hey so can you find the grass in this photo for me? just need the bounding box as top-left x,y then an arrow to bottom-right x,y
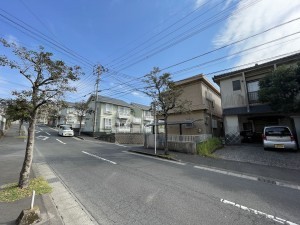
197,137 -> 223,157
0,177 -> 52,202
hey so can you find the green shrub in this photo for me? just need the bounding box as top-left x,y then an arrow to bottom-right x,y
197,137 -> 222,157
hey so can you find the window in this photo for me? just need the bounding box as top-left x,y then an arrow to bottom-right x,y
247,80 -> 260,104
104,118 -> 112,129
118,107 -> 130,115
105,104 -> 112,113
212,119 -> 218,128
232,80 -> 241,91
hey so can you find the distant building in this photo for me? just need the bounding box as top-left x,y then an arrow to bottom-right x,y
84,95 -> 152,134
58,102 -> 85,128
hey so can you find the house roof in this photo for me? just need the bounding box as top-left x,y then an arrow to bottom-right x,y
130,103 -> 151,111
175,74 -> 220,96
213,52 -> 300,85
96,95 -> 132,107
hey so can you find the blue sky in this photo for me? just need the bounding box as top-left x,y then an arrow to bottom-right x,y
1,0 -> 300,106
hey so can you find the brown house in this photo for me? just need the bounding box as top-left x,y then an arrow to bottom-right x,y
160,74 -> 222,137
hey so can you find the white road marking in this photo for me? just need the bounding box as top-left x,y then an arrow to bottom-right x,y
35,130 -> 41,133
124,151 -> 186,165
56,139 -> 66,145
194,165 -> 257,181
194,165 -> 300,190
36,135 -> 49,141
45,132 -> 51,135
115,143 -> 128,147
40,128 -> 43,131
72,137 -> 82,141
82,151 -> 117,165
220,199 -> 298,225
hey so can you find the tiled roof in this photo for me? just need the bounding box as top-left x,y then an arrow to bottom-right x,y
97,95 -> 132,107
131,103 -> 151,111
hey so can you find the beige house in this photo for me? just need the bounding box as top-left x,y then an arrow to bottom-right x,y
213,53 -> 300,144
160,74 -> 222,137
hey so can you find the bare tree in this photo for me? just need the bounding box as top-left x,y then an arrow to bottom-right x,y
143,67 -> 190,155
74,100 -> 89,135
0,38 -> 83,188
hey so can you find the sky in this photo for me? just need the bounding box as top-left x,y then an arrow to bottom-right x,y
1,0 -> 300,106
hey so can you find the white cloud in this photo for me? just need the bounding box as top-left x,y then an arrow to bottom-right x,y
5,34 -> 20,47
194,0 -> 207,8
213,0 -> 300,66
131,91 -> 145,98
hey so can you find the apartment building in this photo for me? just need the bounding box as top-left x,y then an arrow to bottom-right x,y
57,102 -> 84,129
84,95 -> 153,134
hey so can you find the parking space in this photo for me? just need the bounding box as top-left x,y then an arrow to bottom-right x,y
214,144 -> 300,170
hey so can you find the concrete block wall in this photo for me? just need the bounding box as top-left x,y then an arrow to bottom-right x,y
115,133 -> 144,144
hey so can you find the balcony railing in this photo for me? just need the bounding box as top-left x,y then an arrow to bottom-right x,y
248,91 -> 259,104
117,112 -> 131,118
132,117 -> 142,124
144,115 -> 153,121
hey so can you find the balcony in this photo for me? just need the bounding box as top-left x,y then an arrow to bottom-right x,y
116,127 -> 131,133
132,117 -> 142,124
144,115 -> 153,121
117,112 -> 131,119
248,91 -> 259,104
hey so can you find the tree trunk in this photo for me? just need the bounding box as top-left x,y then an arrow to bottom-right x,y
18,113 -> 37,189
164,116 -> 169,155
79,117 -> 82,136
18,119 -> 23,136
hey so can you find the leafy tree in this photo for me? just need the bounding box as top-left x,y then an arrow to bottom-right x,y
143,67 -> 190,155
5,98 -> 30,135
0,38 -> 83,188
74,100 -> 89,135
258,64 -> 300,113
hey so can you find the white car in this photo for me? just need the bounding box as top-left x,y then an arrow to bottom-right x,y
262,126 -> 297,150
58,125 -> 74,137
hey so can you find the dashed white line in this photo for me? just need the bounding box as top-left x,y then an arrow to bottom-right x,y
220,199 -> 298,225
56,139 -> 66,145
45,132 -> 51,135
82,151 -> 117,165
124,151 -> 186,165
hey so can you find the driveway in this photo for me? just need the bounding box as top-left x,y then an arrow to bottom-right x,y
214,144 -> 300,170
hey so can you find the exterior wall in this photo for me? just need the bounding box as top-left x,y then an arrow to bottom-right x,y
58,106 -> 85,129
115,133 -> 144,144
219,74 -> 247,109
292,116 -> 300,148
166,77 -> 222,136
224,115 -> 241,144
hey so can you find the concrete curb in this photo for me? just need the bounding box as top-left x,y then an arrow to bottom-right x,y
128,150 -> 180,162
74,135 -> 85,140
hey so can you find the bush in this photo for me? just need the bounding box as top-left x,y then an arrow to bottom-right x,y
197,137 -> 222,157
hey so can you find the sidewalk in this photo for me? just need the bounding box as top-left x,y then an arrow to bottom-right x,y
0,124 -> 63,225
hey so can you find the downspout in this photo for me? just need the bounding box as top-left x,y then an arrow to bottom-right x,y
242,72 -> 250,113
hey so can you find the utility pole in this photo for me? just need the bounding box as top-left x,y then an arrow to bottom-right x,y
152,101 -> 157,155
92,65 -> 104,135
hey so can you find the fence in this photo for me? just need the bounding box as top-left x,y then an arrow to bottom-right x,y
144,133 -> 212,154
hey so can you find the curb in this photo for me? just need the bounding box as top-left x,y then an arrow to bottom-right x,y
128,150 -> 180,162
75,135 -> 85,140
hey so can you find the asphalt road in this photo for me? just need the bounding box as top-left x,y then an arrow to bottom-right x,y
33,125 -> 300,225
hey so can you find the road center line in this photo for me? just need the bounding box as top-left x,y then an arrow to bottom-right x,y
56,139 -> 66,145
220,199 -> 298,225
124,151 -> 186,165
45,132 -> 51,135
82,151 -> 117,165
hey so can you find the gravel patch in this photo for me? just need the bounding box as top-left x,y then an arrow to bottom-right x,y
214,144 -> 300,170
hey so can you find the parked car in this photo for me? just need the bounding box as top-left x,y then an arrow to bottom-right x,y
262,126 -> 297,150
58,125 -> 74,137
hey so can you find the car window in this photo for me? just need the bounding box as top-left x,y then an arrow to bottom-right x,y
265,127 -> 291,136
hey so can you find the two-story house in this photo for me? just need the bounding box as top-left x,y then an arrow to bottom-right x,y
213,53 -> 300,144
130,103 -> 153,133
157,74 -> 222,137
58,102 -> 84,129
84,95 -> 152,134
